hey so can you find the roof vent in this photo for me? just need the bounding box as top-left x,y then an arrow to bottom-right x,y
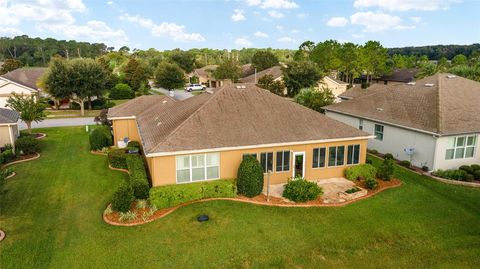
376,108 -> 383,112
235,85 -> 246,89
162,100 -> 167,104
425,83 -> 435,87
407,81 -> 416,85
446,75 -> 456,79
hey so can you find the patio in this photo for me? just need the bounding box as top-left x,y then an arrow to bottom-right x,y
265,177 -> 368,204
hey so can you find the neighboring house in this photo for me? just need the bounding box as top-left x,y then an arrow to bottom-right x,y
323,73 -> 480,171
0,67 -> 46,108
108,84 -> 371,187
0,108 -> 20,149
189,64 -> 253,88
376,68 -> 418,85
318,76 -> 349,98
240,66 -> 283,84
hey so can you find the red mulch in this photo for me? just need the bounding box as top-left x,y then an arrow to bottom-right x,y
104,201 -> 175,226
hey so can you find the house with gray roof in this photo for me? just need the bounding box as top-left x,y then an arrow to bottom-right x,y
0,67 -> 46,109
323,73 -> 480,171
0,108 -> 20,149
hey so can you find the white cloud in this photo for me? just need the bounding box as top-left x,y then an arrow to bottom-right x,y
120,14 -> 205,42
350,11 -> 415,32
410,16 -> 422,23
0,27 -> 24,37
326,17 -> 349,27
277,36 -> 296,43
268,10 -> 284,18
231,9 -> 246,22
254,31 -> 269,38
107,1 -> 114,5
276,25 -> 284,30
234,37 -> 253,47
245,0 -> 299,9
353,0 -> 458,11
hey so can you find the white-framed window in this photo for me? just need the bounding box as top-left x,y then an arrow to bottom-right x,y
276,151 -> 290,172
260,152 -> 273,173
312,147 -> 326,168
328,146 -> 345,167
347,144 -> 360,165
359,119 -> 364,130
176,153 -> 220,183
374,124 -> 384,141
445,135 -> 477,160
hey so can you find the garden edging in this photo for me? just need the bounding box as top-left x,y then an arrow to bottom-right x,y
2,152 -> 41,168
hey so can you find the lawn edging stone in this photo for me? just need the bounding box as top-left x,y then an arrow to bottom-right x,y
2,152 -> 41,168
0,229 -> 5,242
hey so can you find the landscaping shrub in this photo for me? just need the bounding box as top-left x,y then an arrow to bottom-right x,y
282,177 -> 322,202
345,186 -> 360,194
364,177 -> 378,190
344,164 -> 377,181
474,170 -> 480,180
399,160 -> 411,168
471,164 -> 480,171
465,173 -> 475,182
365,159 -> 372,164
0,167 -> 13,180
377,158 -> 395,181
110,83 -> 134,99
89,126 -> 113,151
108,148 -> 128,169
2,149 -> 15,163
111,183 -> 134,213
383,153 -> 394,160
149,179 -> 237,209
236,155 -> 264,197
15,136 -> 40,155
126,154 -> 150,199
368,149 -> 378,154
433,169 -> 469,181
127,141 -> 141,149
459,165 -> 474,175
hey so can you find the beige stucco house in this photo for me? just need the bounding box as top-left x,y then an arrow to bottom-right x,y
108,84 -> 371,187
318,76 -> 349,99
0,68 -> 46,109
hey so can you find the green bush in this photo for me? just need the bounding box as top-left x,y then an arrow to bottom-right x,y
345,186 -> 360,194
149,179 -> 237,209
1,149 -> 15,163
383,153 -> 394,160
399,160 -> 411,168
365,159 -> 373,164
0,167 -> 13,180
474,170 -> 480,180
107,149 -> 128,169
368,149 -> 378,154
111,183 -> 134,213
364,177 -> 378,190
282,177 -> 322,202
89,126 -> 112,151
127,141 -> 141,149
471,164 -> 480,171
126,154 -> 150,199
15,136 -> 40,155
344,164 -> 377,181
110,83 -> 134,100
236,155 -> 264,197
465,173 -> 474,182
459,165 -> 474,175
377,158 -> 395,181
433,169 -> 469,181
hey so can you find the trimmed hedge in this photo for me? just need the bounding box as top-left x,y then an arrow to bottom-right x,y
399,160 -> 411,168
149,179 -> 237,209
474,170 -> 480,180
236,155 -> 264,197
127,141 -> 141,149
344,164 -> 377,181
433,169 -> 470,181
89,126 -> 113,151
108,149 -> 128,169
111,183 -> 134,213
126,154 -> 150,199
383,153 -> 394,160
282,177 -> 322,202
15,136 -> 40,155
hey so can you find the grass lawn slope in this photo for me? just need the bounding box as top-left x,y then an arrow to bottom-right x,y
1,127 -> 480,268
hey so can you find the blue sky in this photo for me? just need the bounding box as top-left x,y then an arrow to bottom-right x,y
1,0 -> 479,50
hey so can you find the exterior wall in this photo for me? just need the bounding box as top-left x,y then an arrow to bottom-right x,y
325,111 -> 437,170
0,82 -> 34,109
318,77 -> 348,97
111,119 -> 140,146
433,134 -> 480,170
0,125 -> 14,147
147,139 -> 368,187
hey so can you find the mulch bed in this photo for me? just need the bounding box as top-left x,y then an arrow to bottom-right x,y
3,153 -> 41,168
104,178 -> 402,226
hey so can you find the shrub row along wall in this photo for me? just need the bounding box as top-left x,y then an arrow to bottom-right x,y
149,179 -> 237,209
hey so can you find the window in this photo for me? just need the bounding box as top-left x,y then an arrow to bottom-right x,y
276,151 -> 290,172
312,147 -> 326,168
242,153 -> 257,160
176,153 -> 220,183
328,146 -> 345,167
359,119 -> 364,130
374,124 -> 384,141
260,152 -> 273,173
445,135 -> 477,160
347,144 -> 360,165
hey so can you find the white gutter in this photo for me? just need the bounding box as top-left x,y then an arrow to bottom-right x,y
0,78 -> 38,93
107,116 -> 136,120
145,135 -> 375,157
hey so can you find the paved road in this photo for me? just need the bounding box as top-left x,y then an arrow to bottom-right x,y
150,87 -> 194,101
19,117 -> 96,130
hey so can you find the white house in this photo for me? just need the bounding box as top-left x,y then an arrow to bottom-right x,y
0,68 -> 46,108
323,73 -> 480,171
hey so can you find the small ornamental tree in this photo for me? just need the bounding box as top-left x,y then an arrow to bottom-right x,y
236,155 -> 264,197
257,74 -> 285,96
294,87 -> 335,113
377,158 -> 395,181
89,126 -> 113,151
252,50 -> 279,72
6,94 -> 46,134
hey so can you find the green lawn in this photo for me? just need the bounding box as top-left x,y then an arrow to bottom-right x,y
45,109 -> 101,118
1,127 -> 480,268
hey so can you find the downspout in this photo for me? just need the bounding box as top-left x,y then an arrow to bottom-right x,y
431,135 -> 439,172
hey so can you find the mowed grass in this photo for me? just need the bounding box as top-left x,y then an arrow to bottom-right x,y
1,127 -> 480,268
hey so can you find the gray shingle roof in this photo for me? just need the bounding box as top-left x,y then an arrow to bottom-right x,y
324,73 -> 480,135
240,66 -> 283,83
1,67 -> 47,90
0,108 -> 19,124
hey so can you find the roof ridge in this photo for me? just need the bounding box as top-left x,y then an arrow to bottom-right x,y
151,86 -> 228,152
436,74 -> 443,133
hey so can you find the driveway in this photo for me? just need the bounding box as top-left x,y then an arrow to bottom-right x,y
150,87 -> 194,101
19,117 -> 96,130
